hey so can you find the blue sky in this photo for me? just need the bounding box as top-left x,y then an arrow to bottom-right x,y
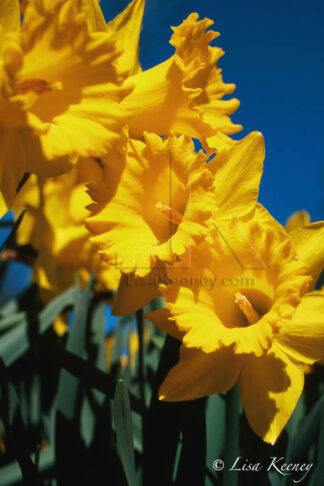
105,0 -> 324,225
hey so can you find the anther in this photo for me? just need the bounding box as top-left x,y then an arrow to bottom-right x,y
234,292 -> 261,325
155,201 -> 183,224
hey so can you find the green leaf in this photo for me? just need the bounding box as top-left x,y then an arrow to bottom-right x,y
150,334 -> 164,351
290,395 -> 324,462
0,311 -> 26,332
206,394 -> 225,477
280,394 -> 305,486
114,379 -> 137,486
0,285 -> 76,366
111,316 -> 131,366
0,361 -> 43,485
56,276 -> 93,420
316,401 -> 324,486
132,410 -> 143,454
57,347 -> 142,413
80,300 -> 107,447
0,449 -> 54,486
223,386 -> 240,486
38,284 -> 76,334
55,277 -> 93,482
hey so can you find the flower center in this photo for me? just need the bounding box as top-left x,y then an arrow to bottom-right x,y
155,201 -> 183,224
234,292 -> 261,325
16,79 -> 62,95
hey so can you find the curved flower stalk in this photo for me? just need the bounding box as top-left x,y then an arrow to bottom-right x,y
146,207 -> 324,444
121,12 -> 242,148
14,158 -> 120,302
0,0 -> 132,215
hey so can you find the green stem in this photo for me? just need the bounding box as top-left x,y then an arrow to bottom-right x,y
223,385 -> 240,486
135,308 -> 145,410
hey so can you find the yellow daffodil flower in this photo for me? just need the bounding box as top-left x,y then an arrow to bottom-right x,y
121,12 -> 242,147
86,132 -> 216,277
14,158 -> 120,301
78,1 -> 239,151
146,207 -> 324,444
0,0 -> 132,216
87,130 -> 265,315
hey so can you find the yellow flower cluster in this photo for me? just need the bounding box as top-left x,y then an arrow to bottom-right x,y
1,0 -> 324,445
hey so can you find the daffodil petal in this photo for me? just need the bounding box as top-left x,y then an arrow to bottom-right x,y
123,13 -> 241,141
77,0 -> 108,32
14,161 -> 120,299
285,210 -> 310,232
0,127 -> 26,216
209,131 -> 265,219
288,222 -> 324,285
238,345 -> 304,444
159,343 -> 242,401
107,0 -> 144,75
86,133 -> 215,276
0,0 -> 20,45
160,214 -> 309,357
1,0 -> 132,177
112,268 -> 163,316
145,308 -> 184,341
276,293 -> 324,364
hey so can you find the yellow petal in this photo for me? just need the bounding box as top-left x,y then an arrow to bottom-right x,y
159,343 -> 242,401
53,314 -> 68,336
107,0 -> 145,75
209,131 -> 265,219
77,0 -> 108,32
288,221 -> 324,285
238,345 -> 304,444
1,0 -> 132,180
123,13 -> 241,141
129,330 -> 139,370
0,127 -> 26,216
93,258 -> 120,292
160,212 -> 310,357
86,133 -> 215,276
276,292 -> 324,364
145,308 -> 184,341
0,0 -> 20,46
0,125 -> 65,216
14,162 -> 120,299
112,265 -> 166,316
285,210 -> 310,232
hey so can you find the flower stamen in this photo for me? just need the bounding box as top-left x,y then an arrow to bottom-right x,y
235,292 -> 261,325
155,201 -> 183,224
16,79 -> 62,95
